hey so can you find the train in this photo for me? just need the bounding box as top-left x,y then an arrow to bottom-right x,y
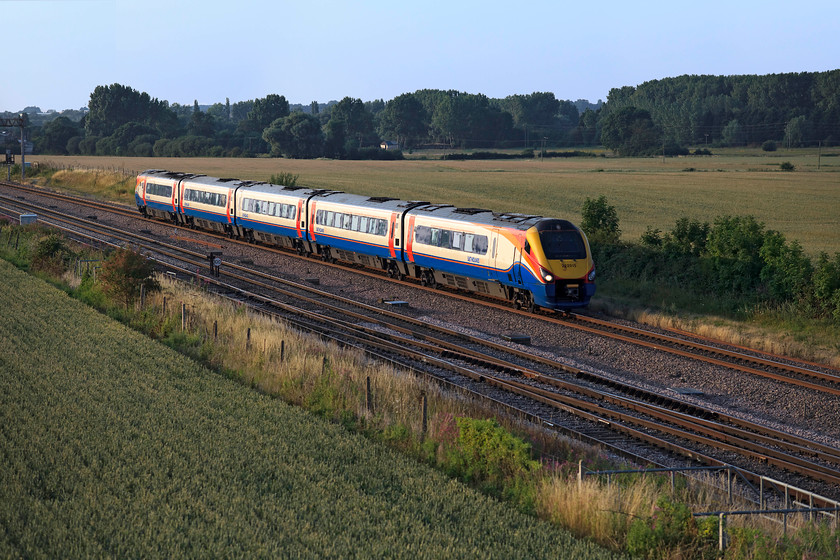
134,169 -> 596,311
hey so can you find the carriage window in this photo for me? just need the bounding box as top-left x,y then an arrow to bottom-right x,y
146,182 -> 173,198
463,233 -> 475,253
473,235 -> 488,255
439,229 -> 450,248
451,231 -> 464,251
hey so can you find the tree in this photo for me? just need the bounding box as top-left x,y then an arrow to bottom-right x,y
378,93 -> 428,149
98,247 -> 160,308
721,119 -> 744,147
110,122 -> 159,152
662,217 -> 709,257
581,195 -> 621,244
187,111 -> 216,137
783,115 -> 809,148
500,92 -> 560,129
599,106 -> 660,155
706,215 -> 766,293
262,113 -> 324,158
85,83 -> 177,138
759,232 -> 812,302
244,94 -> 290,133
40,116 -> 80,154
323,97 -> 377,157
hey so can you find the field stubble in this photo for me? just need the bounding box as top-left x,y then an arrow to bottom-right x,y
31,151 -> 840,256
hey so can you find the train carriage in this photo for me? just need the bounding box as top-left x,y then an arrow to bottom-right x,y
307,192 -> 409,272
404,206 -> 503,295
135,170 -> 197,222
177,176 -> 245,234
403,206 -> 595,311
233,183 -> 320,251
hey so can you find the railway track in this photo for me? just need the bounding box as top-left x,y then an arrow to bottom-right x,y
3,180 -> 838,395
2,184 -> 839,508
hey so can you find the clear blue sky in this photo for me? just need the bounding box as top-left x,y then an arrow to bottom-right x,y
3,0 -> 839,112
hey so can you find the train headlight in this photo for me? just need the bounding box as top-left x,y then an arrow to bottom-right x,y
539,267 -> 554,283
587,267 -> 596,282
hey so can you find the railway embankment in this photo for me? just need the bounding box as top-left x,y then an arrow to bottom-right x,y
4,214 -> 840,557
0,257 -> 623,559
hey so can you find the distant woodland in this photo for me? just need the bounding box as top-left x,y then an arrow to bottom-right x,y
3,70 -> 838,158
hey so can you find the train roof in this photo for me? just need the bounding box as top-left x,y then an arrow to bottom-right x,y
312,191 -> 425,212
140,170 -> 268,190
241,182 -> 325,198
410,203 -> 552,230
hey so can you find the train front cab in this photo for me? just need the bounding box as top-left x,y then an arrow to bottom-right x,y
524,219 -> 595,310
135,170 -> 189,223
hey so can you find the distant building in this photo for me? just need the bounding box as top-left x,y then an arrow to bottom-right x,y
380,141 -> 399,151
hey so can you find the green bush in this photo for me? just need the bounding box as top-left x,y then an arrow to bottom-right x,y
269,171 -> 299,187
439,417 -> 540,510
581,195 -> 621,244
626,496 -> 700,558
98,247 -> 160,307
761,140 -> 777,151
780,161 -> 796,171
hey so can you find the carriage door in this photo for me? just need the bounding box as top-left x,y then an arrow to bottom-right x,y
488,231 -> 499,280
513,235 -> 524,285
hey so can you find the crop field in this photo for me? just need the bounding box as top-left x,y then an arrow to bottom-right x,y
31,148 -> 840,256
0,259 -> 617,558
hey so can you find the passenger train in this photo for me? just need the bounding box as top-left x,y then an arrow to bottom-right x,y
135,170 -> 596,311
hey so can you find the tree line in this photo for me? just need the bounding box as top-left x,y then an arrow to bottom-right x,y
4,69 -> 839,158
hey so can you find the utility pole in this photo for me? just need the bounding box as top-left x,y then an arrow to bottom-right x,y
0,116 -> 25,180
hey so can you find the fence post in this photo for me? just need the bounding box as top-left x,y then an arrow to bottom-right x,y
213,320 -> 217,341
181,303 -> 186,331
163,296 -> 167,314
727,468 -> 732,504
366,376 -> 373,413
140,284 -> 145,309
280,340 -> 285,362
246,327 -> 251,350
760,477 -> 764,510
578,460 -> 583,490
719,513 -> 726,552
420,391 -> 428,439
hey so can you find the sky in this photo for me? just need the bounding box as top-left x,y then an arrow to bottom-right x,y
3,0 -> 839,112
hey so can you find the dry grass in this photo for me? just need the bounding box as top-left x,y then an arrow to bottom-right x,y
609,307 -> 840,368
149,276 -> 485,434
154,276 -> 829,556
33,166 -> 136,204
32,150 -> 840,257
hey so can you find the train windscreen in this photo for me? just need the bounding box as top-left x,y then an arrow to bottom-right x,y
539,230 -> 587,260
